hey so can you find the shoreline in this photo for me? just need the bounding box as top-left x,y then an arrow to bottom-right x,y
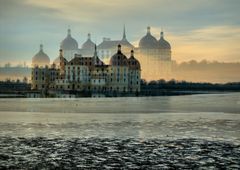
0,90 -> 238,98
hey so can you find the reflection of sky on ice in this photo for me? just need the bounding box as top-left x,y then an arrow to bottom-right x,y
0,93 -> 239,143
0,112 -> 239,143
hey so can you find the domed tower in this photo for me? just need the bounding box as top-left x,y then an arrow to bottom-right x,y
110,44 -> 128,66
60,28 -> 79,61
128,50 -> 141,93
158,31 -> 171,60
128,50 -> 141,70
32,44 -> 50,67
59,49 -> 67,76
80,33 -> 95,57
109,45 -> 129,93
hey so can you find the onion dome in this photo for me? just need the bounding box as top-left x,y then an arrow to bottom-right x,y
158,31 -> 171,49
32,44 -> 50,66
139,26 -> 158,49
110,44 -> 128,66
81,33 -> 95,50
60,28 -> 78,50
128,50 -> 140,70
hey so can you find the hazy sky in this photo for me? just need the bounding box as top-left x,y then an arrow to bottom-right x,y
0,0 -> 240,65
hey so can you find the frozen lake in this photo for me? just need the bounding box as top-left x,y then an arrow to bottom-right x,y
0,93 -> 240,169
0,93 -> 239,141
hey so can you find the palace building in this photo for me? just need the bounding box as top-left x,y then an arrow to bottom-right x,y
31,25 -> 172,97
31,44 -> 141,97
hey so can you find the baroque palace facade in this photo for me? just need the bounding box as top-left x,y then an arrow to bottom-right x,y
31,44 -> 141,97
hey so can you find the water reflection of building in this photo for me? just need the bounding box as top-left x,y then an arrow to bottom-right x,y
97,26 -> 134,62
53,26 -> 134,63
60,29 -> 79,61
137,27 -> 172,80
32,26 -> 172,85
80,33 -> 95,58
32,44 -> 50,67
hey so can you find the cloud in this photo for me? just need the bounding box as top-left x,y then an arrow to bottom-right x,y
0,0 -> 240,65
23,0 -> 240,26
166,26 -> 240,62
110,25 -> 240,63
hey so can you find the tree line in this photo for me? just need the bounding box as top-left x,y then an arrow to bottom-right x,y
140,79 -> 240,96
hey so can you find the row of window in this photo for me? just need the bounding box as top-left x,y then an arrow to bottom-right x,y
34,84 -> 139,92
33,71 -> 58,76
53,85 -> 128,91
92,79 -> 105,83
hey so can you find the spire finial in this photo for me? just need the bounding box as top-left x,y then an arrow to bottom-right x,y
88,33 -> 91,40
59,49 -> 63,57
131,49 -> 134,57
40,44 -> 43,51
122,24 -> 126,40
94,44 -> 97,56
93,44 -> 98,65
147,26 -> 151,34
117,44 -> 121,53
161,30 -> 164,38
67,27 -> 71,36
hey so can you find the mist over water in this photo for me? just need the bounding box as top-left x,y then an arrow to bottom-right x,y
0,92 -> 240,114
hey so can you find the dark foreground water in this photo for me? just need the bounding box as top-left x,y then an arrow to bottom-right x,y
1,137 -> 240,169
0,93 -> 240,169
